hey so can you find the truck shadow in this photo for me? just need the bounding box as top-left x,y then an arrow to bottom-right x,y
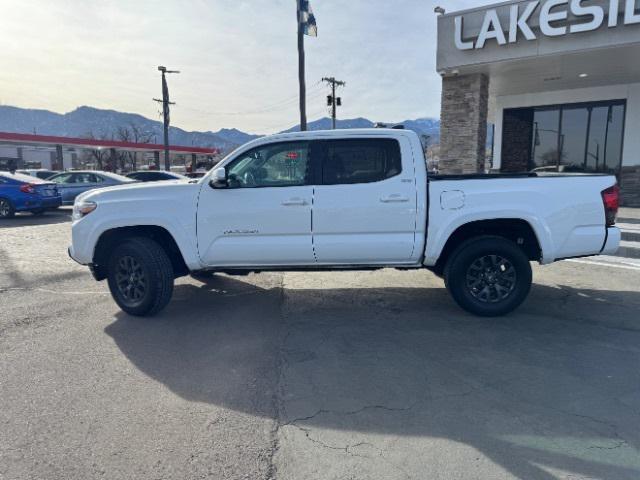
105,274 -> 640,480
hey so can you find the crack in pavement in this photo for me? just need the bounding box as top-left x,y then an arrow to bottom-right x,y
281,401 -> 420,427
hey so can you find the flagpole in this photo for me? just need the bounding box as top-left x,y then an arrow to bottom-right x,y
297,0 -> 307,131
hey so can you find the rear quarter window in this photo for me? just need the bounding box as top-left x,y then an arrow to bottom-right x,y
321,138 -> 402,185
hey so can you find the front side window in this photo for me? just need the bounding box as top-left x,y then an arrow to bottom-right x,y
226,141 -> 310,188
321,139 -> 402,185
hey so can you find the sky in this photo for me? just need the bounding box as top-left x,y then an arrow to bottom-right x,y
0,0 -> 489,134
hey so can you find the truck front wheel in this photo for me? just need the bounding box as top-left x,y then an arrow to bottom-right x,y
444,236 -> 532,317
107,237 -> 174,316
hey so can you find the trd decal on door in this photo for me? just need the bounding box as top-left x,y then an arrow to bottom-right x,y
223,229 -> 259,235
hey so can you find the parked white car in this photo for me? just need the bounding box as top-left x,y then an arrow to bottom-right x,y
69,129 -> 621,317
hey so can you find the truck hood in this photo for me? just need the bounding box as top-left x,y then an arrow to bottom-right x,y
76,179 -> 199,204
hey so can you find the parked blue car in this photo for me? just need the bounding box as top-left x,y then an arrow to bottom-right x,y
0,171 -> 62,218
48,170 -> 136,205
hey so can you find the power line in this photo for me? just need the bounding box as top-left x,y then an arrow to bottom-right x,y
179,82 -> 324,117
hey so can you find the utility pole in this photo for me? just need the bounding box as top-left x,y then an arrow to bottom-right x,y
297,0 -> 307,131
322,77 -> 345,129
153,66 -> 179,171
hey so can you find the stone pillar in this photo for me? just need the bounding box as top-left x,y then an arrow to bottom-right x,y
110,148 -> 117,172
439,73 -> 489,174
55,145 -> 63,171
16,147 -> 24,169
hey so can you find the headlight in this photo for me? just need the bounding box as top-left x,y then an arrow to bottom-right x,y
72,201 -> 97,221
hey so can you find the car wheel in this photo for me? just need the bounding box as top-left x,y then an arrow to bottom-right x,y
0,198 -> 15,219
444,235 -> 532,317
107,237 -> 174,316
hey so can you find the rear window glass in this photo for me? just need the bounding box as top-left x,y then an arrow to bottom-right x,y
321,139 -> 402,185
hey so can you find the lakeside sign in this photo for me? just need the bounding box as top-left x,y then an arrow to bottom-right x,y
455,0 -> 640,50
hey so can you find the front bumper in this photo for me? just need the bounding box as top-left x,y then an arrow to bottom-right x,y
68,246 -> 82,265
601,227 -> 621,256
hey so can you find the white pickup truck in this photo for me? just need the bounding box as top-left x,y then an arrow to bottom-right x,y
68,129 -> 621,317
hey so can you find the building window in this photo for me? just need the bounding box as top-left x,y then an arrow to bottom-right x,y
502,100 -> 626,175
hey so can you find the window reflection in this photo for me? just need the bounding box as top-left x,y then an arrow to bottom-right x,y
531,109 -> 560,170
608,105 -> 625,169
561,107 -> 589,171
509,100 -> 626,175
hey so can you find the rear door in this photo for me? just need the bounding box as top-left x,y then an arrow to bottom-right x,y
312,136 -> 418,265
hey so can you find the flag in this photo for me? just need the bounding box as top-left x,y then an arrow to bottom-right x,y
299,0 -> 317,37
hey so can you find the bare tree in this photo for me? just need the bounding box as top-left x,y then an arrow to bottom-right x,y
115,123 -> 154,172
82,131 -> 112,170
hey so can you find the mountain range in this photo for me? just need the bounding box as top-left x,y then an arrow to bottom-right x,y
0,105 -> 440,150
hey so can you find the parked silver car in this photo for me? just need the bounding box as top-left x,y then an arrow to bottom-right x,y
48,171 -> 135,205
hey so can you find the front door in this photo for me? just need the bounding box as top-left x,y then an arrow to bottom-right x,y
197,140 -> 315,267
312,137 -> 418,265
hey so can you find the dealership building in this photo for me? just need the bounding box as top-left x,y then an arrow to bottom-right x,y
436,0 -> 640,205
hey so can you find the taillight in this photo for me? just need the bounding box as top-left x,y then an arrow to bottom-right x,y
601,184 -> 620,227
20,183 -> 36,194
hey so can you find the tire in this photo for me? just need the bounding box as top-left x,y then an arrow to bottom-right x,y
107,237 -> 174,316
444,235 -> 532,317
0,198 -> 15,219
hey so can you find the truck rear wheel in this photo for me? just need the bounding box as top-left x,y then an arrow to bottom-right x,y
107,237 -> 174,316
444,236 -> 532,317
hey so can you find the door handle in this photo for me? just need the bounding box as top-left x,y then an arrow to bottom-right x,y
380,194 -> 409,203
281,197 -> 308,206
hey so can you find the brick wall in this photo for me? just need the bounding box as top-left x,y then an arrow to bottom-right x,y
501,108 -> 534,172
439,73 -> 489,174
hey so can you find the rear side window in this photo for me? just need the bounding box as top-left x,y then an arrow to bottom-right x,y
321,139 -> 402,185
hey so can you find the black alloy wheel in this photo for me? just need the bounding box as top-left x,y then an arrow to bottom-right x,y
107,237 -> 174,316
114,255 -> 148,305
444,236 -> 532,317
465,254 -> 517,304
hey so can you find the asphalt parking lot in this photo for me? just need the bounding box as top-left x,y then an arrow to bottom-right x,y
1,209 -> 639,480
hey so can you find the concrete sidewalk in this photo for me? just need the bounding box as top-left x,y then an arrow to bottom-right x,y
617,208 -> 640,258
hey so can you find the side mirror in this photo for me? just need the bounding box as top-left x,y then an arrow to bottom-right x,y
209,167 -> 227,189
